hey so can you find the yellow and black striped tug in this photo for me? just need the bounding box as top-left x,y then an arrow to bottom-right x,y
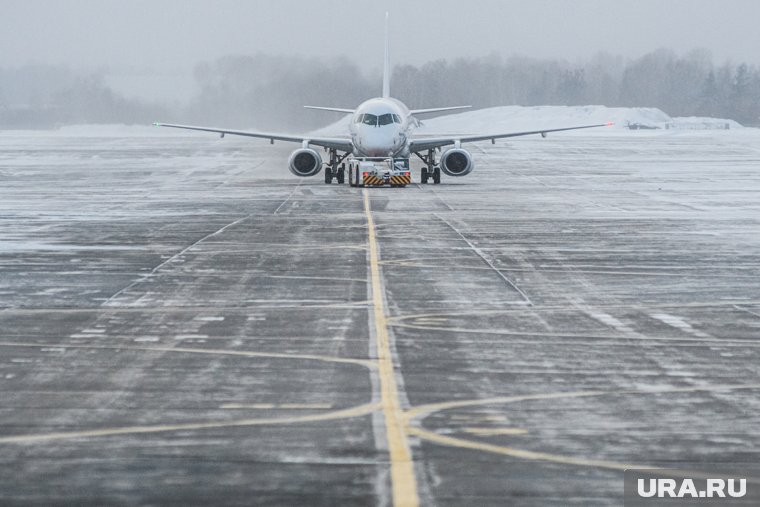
362,174 -> 412,187
348,158 -> 412,188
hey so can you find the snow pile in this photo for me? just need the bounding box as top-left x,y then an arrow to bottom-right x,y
665,117 -> 742,130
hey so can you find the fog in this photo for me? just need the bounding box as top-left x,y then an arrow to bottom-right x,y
1,0 -> 759,128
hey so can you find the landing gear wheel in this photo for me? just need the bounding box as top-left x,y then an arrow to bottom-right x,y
324,167 -> 333,184
337,165 -> 345,185
433,166 -> 441,184
421,167 -> 429,184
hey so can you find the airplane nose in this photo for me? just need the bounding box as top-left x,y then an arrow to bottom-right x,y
360,129 -> 397,156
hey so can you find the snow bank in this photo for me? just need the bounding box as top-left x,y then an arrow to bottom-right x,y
665,116 -> 742,130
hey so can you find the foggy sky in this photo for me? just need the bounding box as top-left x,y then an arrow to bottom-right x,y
2,0 -> 759,73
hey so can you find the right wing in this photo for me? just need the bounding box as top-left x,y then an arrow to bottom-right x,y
409,106 -> 472,115
409,123 -> 612,152
153,123 -> 354,152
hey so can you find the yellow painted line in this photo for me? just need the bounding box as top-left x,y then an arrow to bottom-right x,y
409,427 -> 760,485
0,342 -> 375,370
462,427 -> 528,436
0,402 -> 380,445
405,384 -> 760,422
409,426 -> 634,471
220,403 -> 333,410
404,390 -> 601,421
404,384 -> 760,478
363,189 -> 420,507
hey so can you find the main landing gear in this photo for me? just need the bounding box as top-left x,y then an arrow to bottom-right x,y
324,149 -> 349,184
415,149 -> 441,185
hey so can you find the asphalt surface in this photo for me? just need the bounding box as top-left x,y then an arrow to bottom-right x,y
1,130 -> 759,505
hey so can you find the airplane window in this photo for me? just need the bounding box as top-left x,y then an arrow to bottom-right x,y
362,114 -> 378,126
378,113 -> 394,126
354,114 -> 364,124
392,114 -> 401,123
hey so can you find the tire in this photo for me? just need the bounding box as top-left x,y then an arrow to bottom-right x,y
421,167 -> 429,184
348,166 -> 355,187
324,167 -> 333,184
337,167 -> 345,184
433,167 -> 441,184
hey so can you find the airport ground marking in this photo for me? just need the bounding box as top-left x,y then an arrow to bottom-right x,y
101,213 -> 255,307
272,179 -> 303,215
0,342 -> 375,370
363,189 -> 420,507
0,300 -> 374,317
0,402 -> 381,445
404,384 -> 760,476
386,310 -> 760,347
376,258 -> 760,279
435,213 -> 533,304
389,323 -> 760,346
408,427 -> 635,471
386,299 -> 760,324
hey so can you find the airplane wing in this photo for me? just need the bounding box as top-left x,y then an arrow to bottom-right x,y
408,123 -> 612,152
303,106 -> 355,114
153,123 -> 354,152
409,106 -> 472,115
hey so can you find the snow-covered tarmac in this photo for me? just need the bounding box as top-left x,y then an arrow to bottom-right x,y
1,122 -> 759,505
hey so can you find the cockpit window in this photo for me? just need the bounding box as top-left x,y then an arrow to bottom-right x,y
392,114 -> 401,123
362,114 -> 378,126
354,114 -> 364,124
378,113 -> 394,126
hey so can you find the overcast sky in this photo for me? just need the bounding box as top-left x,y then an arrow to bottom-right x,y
2,0 -> 759,72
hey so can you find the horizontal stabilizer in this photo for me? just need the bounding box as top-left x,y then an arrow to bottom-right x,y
410,105 -> 472,115
304,106 -> 355,114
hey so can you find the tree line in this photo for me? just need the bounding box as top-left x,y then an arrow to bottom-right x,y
1,49 -> 759,129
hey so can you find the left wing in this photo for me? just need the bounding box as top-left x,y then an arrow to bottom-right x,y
409,123 -> 612,152
153,123 -> 354,152
303,106 -> 355,114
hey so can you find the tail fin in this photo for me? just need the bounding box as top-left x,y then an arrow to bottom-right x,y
382,12 -> 390,98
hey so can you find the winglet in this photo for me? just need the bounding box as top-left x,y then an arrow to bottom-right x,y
382,12 -> 390,98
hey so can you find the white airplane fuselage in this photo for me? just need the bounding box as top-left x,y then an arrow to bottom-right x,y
349,97 -> 414,158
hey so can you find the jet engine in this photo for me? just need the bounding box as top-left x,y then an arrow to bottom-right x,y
288,148 -> 323,177
440,148 -> 474,177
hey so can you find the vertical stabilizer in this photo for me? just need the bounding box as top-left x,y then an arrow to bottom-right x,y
382,12 -> 390,98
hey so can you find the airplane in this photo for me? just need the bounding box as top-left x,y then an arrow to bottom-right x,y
154,14 -> 610,185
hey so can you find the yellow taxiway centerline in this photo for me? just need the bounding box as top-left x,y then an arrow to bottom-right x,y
363,189 -> 420,507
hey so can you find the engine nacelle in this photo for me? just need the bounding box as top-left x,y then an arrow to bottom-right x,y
288,148 -> 323,177
440,148 -> 474,177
